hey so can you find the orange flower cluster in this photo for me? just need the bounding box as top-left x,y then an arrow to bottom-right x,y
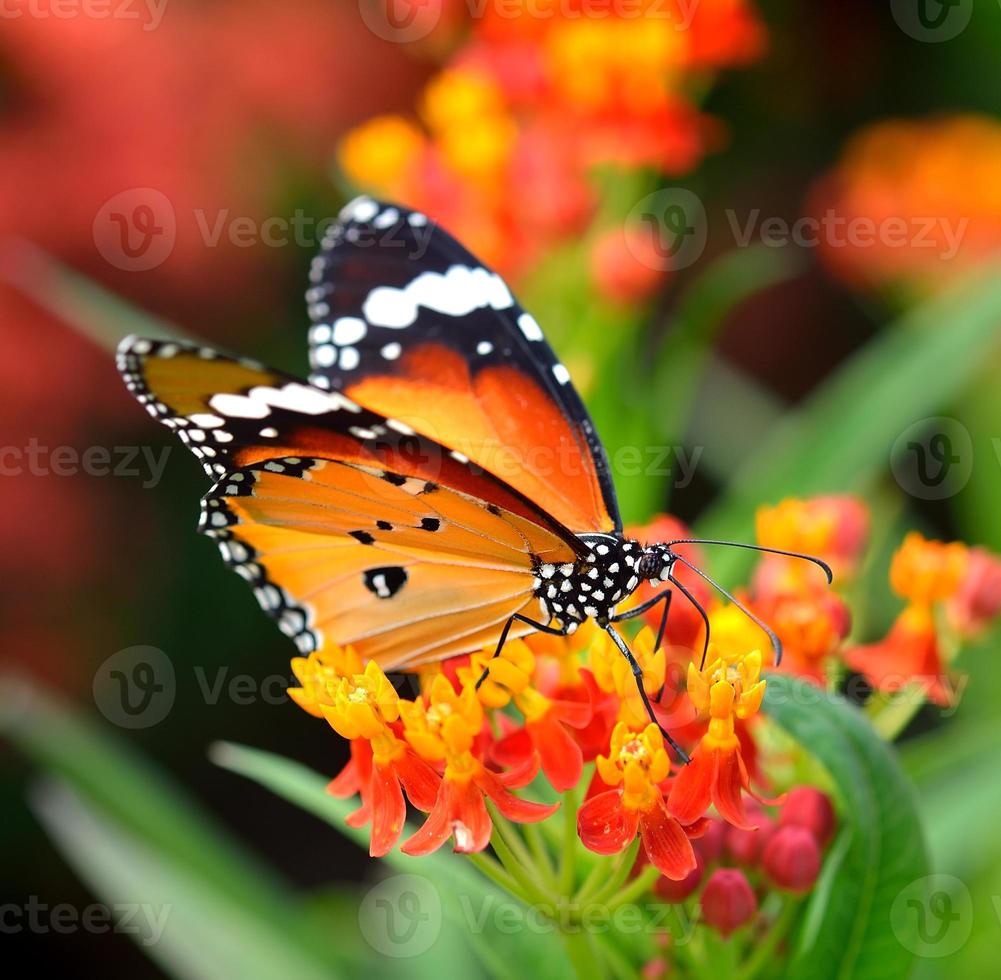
337,0 -> 765,281
287,498 -> 1000,894
845,531 -> 1001,706
809,114 -> 1001,297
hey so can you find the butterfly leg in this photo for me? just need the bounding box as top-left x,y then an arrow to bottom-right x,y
612,589 -> 673,700
604,624 -> 690,764
668,572 -> 712,669
474,613 -> 569,691
611,588 -> 673,651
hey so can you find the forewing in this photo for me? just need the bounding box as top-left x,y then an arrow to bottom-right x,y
305,196 -> 621,534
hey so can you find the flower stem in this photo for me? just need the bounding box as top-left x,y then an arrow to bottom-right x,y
560,788 -> 579,895
465,851 -> 530,904
586,837 -> 641,909
524,822 -> 559,890
573,858 -> 607,906
605,862 -> 659,913
560,929 -> 605,980
867,686 -> 926,741
593,931 -> 636,980
734,897 -> 800,980
487,802 -> 539,872
486,808 -> 554,909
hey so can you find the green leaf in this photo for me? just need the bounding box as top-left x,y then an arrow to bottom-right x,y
1,241 -> 190,351
0,678 -> 344,975
762,674 -> 929,980
29,778 -> 344,980
696,266 -> 1001,579
211,741 -> 573,979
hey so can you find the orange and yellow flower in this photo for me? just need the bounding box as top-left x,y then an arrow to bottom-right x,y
290,648 -> 440,856
400,675 -> 558,855
578,723 -> 699,880
668,647 -> 767,829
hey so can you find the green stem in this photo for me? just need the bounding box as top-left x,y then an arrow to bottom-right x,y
560,788 -> 579,895
593,932 -> 636,980
524,822 -> 558,890
734,898 -> 800,980
465,851 -> 530,904
487,803 -> 539,872
867,686 -> 926,741
487,817 -> 553,909
587,837 -> 642,908
560,929 -> 605,980
606,862 -> 660,913
574,858 -> 607,906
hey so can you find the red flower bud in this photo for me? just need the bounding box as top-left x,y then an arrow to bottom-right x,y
694,818 -> 726,865
655,852 -> 704,903
700,869 -> 758,938
725,805 -> 775,866
762,826 -> 822,894
590,225 -> 669,305
779,786 -> 836,846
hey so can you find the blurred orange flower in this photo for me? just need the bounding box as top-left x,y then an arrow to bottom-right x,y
338,0 -> 766,280
809,114 -> 1001,297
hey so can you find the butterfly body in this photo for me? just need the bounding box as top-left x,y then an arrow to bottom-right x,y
534,535 -> 670,632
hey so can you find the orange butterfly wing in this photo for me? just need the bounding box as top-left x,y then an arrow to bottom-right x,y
118,336 -> 577,666
204,457 -> 565,666
306,197 -> 621,535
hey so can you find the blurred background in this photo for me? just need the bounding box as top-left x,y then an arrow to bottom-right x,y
2,0 -> 1001,976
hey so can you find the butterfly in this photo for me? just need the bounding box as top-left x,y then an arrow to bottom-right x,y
118,196 -> 830,758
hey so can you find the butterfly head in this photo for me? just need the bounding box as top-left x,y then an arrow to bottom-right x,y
637,543 -> 678,584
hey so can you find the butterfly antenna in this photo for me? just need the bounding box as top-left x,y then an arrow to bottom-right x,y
665,539 -> 833,584
672,554 -> 784,667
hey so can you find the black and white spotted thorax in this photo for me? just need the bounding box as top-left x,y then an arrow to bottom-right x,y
532,535 -> 677,632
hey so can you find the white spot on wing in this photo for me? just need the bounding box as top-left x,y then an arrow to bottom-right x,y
332,317 -> 367,346
362,265 -> 513,329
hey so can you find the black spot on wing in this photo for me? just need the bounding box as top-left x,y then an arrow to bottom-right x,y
363,566 -> 408,600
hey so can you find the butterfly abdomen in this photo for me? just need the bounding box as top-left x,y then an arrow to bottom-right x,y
533,535 -> 643,629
